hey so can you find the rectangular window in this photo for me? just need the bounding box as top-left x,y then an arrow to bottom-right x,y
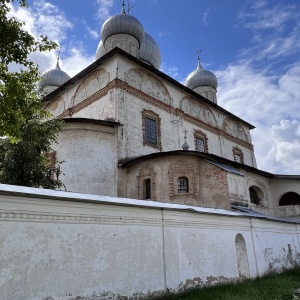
195,137 -> 205,152
234,153 -> 241,163
145,117 -> 157,145
233,147 -> 244,164
143,178 -> 151,199
178,177 -> 189,193
142,110 -> 161,150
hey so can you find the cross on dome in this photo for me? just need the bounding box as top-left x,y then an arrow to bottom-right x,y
195,49 -> 202,68
56,48 -> 61,69
182,129 -> 189,151
119,0 -> 135,15
120,0 -> 126,14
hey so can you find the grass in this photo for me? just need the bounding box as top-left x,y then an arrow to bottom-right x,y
156,269 -> 300,300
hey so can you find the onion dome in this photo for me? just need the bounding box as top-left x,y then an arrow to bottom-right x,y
185,60 -> 218,90
101,5 -> 144,47
39,59 -> 70,90
95,40 -> 106,61
139,32 -> 161,69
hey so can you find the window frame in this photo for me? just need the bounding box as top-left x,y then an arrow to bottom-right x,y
145,117 -> 157,145
194,130 -> 208,153
177,177 -> 189,194
143,178 -> 152,199
142,110 -> 162,150
137,164 -> 157,201
233,147 -> 244,164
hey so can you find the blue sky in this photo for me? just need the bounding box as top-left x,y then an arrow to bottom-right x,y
10,0 -> 300,174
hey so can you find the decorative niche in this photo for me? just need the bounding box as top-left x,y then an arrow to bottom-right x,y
169,160 -> 199,200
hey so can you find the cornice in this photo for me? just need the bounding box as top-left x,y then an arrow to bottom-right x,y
0,210 -> 252,230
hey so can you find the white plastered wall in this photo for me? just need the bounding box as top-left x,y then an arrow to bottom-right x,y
52,122 -> 118,195
1,188 -> 300,300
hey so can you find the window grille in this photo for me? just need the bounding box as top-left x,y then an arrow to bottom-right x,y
234,153 -> 241,163
177,177 -> 189,193
145,117 -> 157,145
195,137 -> 205,152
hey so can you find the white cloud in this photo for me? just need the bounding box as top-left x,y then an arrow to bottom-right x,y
160,63 -> 182,82
238,0 -> 300,30
95,0 -> 114,21
268,120 -> 300,174
212,1 -> 300,174
9,1 -> 96,78
157,31 -> 170,38
237,1 -> 300,62
9,0 -> 73,43
216,62 -> 300,174
202,7 -> 213,26
63,49 -> 95,78
81,20 -> 99,40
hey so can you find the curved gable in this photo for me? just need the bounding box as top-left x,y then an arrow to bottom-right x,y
45,96 -> 65,116
72,68 -> 109,107
125,68 -> 171,105
180,96 -> 218,127
223,117 -> 248,142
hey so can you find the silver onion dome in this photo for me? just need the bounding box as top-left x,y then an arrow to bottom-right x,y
139,32 -> 161,69
39,60 -> 71,89
185,61 -> 218,90
101,7 -> 144,47
95,40 -> 106,61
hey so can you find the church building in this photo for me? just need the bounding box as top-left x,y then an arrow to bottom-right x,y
39,2 -> 300,219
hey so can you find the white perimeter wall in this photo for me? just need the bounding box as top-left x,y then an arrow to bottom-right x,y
1,190 -> 300,300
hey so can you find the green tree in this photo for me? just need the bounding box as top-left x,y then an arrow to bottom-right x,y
0,0 -> 57,140
0,0 -> 65,189
0,115 -> 65,189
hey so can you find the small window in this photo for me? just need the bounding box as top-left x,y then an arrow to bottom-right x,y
233,147 -> 244,164
177,177 -> 189,193
234,153 -> 242,163
143,178 -> 151,199
195,137 -> 205,152
194,130 -> 208,153
145,117 -> 157,145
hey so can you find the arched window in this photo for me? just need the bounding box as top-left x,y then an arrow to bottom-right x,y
143,178 -> 151,199
249,187 -> 259,204
177,177 -> 189,193
279,192 -> 300,206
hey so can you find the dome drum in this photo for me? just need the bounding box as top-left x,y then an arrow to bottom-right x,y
104,34 -> 140,57
193,86 -> 217,104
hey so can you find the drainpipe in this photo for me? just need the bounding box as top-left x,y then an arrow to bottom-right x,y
161,209 -> 167,291
218,133 -> 223,157
250,218 -> 259,277
296,223 -> 300,252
